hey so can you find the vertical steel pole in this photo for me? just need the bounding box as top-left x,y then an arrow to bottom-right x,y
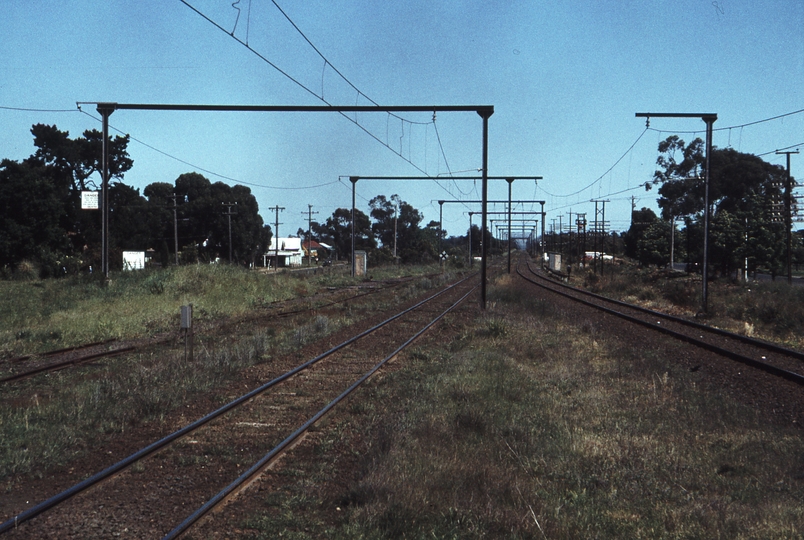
540,202 -> 545,258
227,210 -> 233,263
171,195 -> 179,265
350,176 -> 357,277
787,153 -> 793,285
479,110 -> 492,310
702,117 -> 715,313
507,178 -> 513,274
469,212 -> 473,267
776,150 -> 798,285
439,200 -> 444,256
97,104 -> 114,278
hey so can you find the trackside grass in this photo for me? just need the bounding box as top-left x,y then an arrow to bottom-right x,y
579,264 -> 804,349
0,263 -> 453,485
240,273 -> 804,539
0,263 -> 445,358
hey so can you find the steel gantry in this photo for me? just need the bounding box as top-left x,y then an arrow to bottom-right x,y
471,210 -> 544,266
80,102 -> 493,306
345,174 -> 546,308
435,195 -> 545,273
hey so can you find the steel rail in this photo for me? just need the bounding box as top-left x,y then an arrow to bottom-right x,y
0,272 -> 476,535
525,261 -> 804,362
163,283 -> 478,539
0,346 -> 136,385
4,339 -> 119,364
516,262 -> 804,386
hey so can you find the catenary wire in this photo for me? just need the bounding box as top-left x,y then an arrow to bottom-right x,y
78,109 -> 337,191
179,0 -> 458,194
646,107 -> 804,135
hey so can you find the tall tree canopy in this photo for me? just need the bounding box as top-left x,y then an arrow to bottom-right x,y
144,173 -> 270,265
0,124 -> 134,274
639,136 -> 790,275
29,123 -> 133,192
314,208 -> 375,260
649,136 -> 786,221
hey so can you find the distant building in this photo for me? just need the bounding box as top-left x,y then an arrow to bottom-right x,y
265,237 -> 303,268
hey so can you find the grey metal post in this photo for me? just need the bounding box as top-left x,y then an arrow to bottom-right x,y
507,178 -> 513,274
350,176 -> 358,277
540,202 -> 545,257
479,110 -> 492,310
468,212 -> 474,267
169,194 -> 179,265
702,118 -> 714,312
223,202 -> 237,264
97,104 -> 114,278
776,150 -> 799,285
438,200 -> 444,255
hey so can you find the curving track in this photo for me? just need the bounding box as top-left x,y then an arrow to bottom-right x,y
517,258 -> 804,386
0,272 -> 478,538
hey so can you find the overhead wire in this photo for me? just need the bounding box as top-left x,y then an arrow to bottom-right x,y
1,105 -> 78,113
540,127 -> 649,199
77,109 -> 337,191
646,107 -> 804,135
179,1 -> 461,199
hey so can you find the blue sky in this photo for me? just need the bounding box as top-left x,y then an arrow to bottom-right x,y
2,1 -> 803,240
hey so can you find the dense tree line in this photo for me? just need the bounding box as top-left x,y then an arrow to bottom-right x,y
1,125 -> 490,278
0,125 -> 271,276
623,136 -> 799,278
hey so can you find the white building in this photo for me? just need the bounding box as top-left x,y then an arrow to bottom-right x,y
265,237 -> 303,268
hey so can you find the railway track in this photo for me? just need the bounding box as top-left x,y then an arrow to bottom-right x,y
0,272 -> 478,538
517,258 -> 804,386
0,274 -> 429,387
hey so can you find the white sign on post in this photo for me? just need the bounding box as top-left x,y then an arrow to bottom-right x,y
81,191 -> 99,210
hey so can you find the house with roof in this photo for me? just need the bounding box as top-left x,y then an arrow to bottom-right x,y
301,239 -> 333,262
264,237 -> 303,268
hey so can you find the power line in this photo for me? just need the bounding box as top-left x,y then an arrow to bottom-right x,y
77,109 -> 338,191
539,127 -> 649,199
0,105 -> 77,113
646,107 -> 804,135
179,1 -> 460,195
758,142 -> 804,158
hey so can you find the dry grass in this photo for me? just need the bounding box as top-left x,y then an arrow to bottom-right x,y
240,272 -> 804,538
0,264 -> 450,485
576,263 -> 804,349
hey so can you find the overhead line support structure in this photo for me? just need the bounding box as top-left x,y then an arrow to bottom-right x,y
473,210 -> 543,262
80,102 -> 493,305
776,150 -> 799,285
636,112 -> 717,313
351,177 -> 541,280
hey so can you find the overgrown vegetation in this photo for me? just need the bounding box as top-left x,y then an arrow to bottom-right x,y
0,263 -> 452,482
575,263 -> 804,347
240,272 -> 804,538
0,263 -> 449,359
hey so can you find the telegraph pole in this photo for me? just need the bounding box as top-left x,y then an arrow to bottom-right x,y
222,202 -> 237,264
592,199 -> 609,275
776,150 -> 799,285
269,205 -> 285,270
302,204 -> 319,266
168,194 -> 180,265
